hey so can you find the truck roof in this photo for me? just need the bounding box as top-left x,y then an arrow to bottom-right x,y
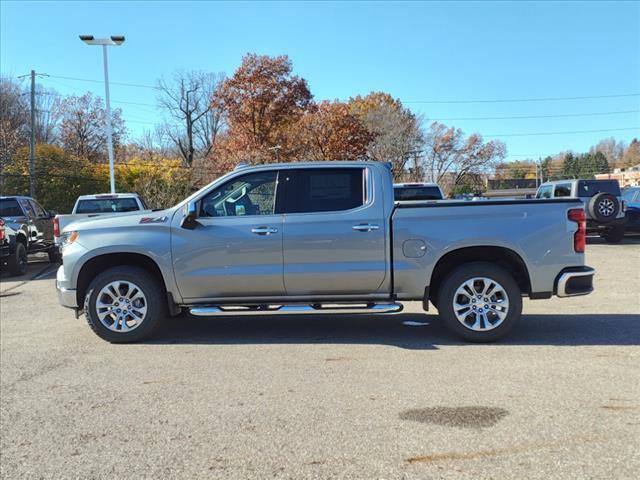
76,193 -> 141,200
234,160 -> 391,170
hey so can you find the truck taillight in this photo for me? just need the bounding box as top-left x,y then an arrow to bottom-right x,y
53,216 -> 60,237
0,219 -> 5,242
568,208 -> 586,253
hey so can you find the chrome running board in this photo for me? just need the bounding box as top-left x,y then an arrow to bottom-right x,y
190,302 -> 403,317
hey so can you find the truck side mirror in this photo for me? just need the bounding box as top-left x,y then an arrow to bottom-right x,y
181,201 -> 200,230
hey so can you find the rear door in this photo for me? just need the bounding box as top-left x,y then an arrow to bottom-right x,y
280,167 -> 387,295
28,199 -> 54,247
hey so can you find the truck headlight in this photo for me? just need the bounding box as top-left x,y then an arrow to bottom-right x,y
62,231 -> 79,246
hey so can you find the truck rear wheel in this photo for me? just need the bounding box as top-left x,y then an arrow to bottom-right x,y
84,266 -> 166,343
437,262 -> 522,342
8,242 -> 28,276
601,226 -> 624,243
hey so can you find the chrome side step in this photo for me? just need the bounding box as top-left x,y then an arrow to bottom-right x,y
190,302 -> 403,317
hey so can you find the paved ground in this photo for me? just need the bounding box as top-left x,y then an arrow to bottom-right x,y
1,239 -> 639,479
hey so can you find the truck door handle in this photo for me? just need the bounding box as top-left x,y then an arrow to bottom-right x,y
251,226 -> 278,235
352,223 -> 379,232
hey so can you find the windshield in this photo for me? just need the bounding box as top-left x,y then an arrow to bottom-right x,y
394,186 -> 443,201
0,198 -> 23,217
75,198 -> 140,214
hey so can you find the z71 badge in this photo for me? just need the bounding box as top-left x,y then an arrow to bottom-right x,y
139,216 -> 168,224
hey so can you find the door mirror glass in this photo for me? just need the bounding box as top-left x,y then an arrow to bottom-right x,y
181,201 -> 199,229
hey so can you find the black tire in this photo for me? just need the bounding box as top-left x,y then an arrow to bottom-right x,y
8,242 -> 28,276
437,262 -> 522,342
602,226 -> 625,243
587,192 -> 620,223
47,247 -> 61,263
84,266 -> 166,343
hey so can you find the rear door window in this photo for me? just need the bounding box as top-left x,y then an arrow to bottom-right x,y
577,180 -> 621,197
283,168 -> 365,214
553,183 -> 572,197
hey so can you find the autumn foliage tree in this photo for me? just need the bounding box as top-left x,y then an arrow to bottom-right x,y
212,54 -> 312,165
296,101 -> 373,160
349,92 -> 423,179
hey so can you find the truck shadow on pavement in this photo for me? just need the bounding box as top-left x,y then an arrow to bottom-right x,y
150,312 -> 640,349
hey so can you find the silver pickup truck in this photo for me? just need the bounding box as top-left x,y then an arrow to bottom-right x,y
56,161 -> 595,343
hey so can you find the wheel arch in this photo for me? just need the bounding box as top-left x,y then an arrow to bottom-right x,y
76,253 -> 168,308
428,246 -> 531,303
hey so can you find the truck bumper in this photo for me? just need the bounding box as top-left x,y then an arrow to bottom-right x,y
555,266 -> 595,297
56,265 -> 78,308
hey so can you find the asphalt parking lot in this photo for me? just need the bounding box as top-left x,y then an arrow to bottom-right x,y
1,238 -> 639,479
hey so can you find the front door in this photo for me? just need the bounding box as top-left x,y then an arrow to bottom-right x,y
171,170 -> 285,301
281,167 -> 387,296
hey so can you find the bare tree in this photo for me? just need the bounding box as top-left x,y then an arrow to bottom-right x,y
0,77 -> 29,165
589,137 -> 626,168
423,122 -> 506,193
58,92 -> 126,162
33,89 -> 61,144
157,71 -> 225,167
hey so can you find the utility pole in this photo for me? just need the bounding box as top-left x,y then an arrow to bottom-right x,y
29,70 -> 36,197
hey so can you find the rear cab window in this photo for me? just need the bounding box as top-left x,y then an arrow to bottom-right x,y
282,168 -> 365,213
577,180 -> 621,197
394,185 -> 443,201
75,198 -> 141,214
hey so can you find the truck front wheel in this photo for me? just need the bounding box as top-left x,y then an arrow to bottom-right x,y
437,262 -> 522,342
84,266 -> 166,343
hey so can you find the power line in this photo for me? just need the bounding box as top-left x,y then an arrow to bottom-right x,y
428,109 -> 640,121
405,93 -> 640,104
46,74 -> 158,90
486,127 -> 639,138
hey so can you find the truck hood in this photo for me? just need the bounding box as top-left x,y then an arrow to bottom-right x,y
63,209 -> 175,233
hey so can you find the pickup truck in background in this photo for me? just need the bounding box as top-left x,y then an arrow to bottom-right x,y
1,195 -> 59,269
54,193 -> 148,246
56,161 -> 595,343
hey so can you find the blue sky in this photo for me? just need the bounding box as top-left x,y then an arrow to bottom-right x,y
1,0 -> 639,161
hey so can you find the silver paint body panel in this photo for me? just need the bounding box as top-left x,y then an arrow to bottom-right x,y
56,161 -> 590,309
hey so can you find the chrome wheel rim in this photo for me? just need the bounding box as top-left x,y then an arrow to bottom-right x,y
453,277 -> 509,331
598,199 -> 614,217
96,281 -> 147,332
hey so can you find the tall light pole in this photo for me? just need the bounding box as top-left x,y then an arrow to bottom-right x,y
79,35 -> 125,193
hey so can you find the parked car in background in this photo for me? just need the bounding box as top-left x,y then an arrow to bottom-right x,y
393,182 -> 444,201
0,218 -> 28,275
0,195 -> 59,265
622,186 -> 640,233
54,193 -> 148,246
536,179 -> 626,242
56,161 -> 594,344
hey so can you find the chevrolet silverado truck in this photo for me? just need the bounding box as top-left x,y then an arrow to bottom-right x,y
56,161 -> 595,343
